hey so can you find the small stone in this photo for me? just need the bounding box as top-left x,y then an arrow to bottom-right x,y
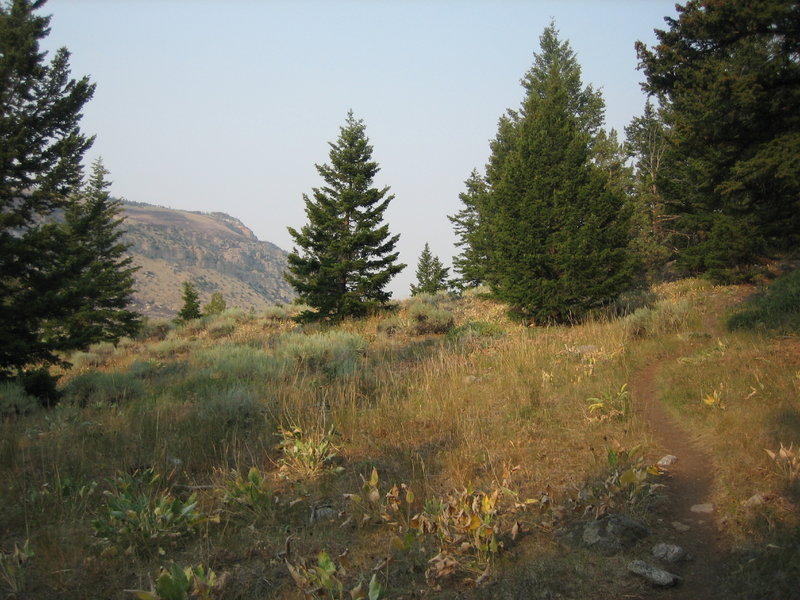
652,542 -> 687,563
690,503 -> 714,514
671,521 -> 691,532
560,513 -> 649,556
657,455 -> 678,467
628,560 -> 682,587
743,494 -> 765,508
310,505 -> 338,524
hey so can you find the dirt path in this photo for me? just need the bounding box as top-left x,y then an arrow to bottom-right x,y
631,361 -> 727,599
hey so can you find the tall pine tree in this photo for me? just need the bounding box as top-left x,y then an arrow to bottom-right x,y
448,170 -> 489,288
0,0 -> 95,375
636,0 -> 800,281
479,24 -> 635,323
410,243 -> 449,296
286,112 -> 405,321
42,159 -> 140,350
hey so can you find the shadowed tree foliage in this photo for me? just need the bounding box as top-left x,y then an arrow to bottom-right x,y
637,0 -> 800,281
286,112 -> 405,321
410,243 -> 450,296
473,24 -> 635,322
0,0 -> 95,376
203,292 -> 226,317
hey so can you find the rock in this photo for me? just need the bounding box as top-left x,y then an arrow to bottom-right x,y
671,521 -> 691,532
652,542 -> 688,563
628,560 -> 682,587
743,494 -> 765,508
657,455 -> 678,467
560,513 -> 649,556
690,503 -> 714,514
309,505 -> 338,524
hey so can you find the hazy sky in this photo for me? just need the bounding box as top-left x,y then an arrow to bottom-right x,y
42,0 -> 677,298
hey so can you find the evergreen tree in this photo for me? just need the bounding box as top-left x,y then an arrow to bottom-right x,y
0,0 -> 95,376
636,0 -> 800,281
448,170 -> 489,288
177,281 -> 201,322
286,112 -> 405,321
42,159 -> 141,350
410,243 -> 450,296
625,101 -> 673,279
202,292 -> 226,317
479,24 -> 634,323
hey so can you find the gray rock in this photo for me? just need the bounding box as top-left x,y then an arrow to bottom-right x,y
690,503 -> 714,514
743,493 -> 765,508
628,560 -> 682,587
657,455 -> 678,467
309,505 -> 338,524
652,542 -> 688,563
561,513 -> 650,556
671,521 -> 691,532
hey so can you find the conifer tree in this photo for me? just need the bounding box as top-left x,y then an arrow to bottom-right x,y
203,292 -> 226,317
479,24 -> 634,322
636,0 -> 800,281
0,0 -> 95,375
448,170 -> 489,288
42,159 -> 141,350
410,243 -> 449,296
177,281 -> 201,322
286,112 -> 405,321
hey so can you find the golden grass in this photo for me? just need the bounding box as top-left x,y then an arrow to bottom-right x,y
0,283 -> 797,598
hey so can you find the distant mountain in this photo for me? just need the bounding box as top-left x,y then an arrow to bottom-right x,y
120,201 -> 294,320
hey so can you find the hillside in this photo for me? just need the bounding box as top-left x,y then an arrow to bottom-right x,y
120,202 -> 295,319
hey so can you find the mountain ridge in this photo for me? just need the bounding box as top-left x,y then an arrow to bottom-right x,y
120,201 -> 294,319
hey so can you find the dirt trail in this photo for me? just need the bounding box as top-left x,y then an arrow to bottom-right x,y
631,361 -> 727,599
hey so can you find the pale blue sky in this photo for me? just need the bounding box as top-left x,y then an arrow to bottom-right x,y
43,0 -> 677,298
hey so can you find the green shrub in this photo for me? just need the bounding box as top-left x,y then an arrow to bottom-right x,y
275,331 -> 366,377
206,317 -> 236,339
197,385 -> 262,428
90,341 -> 117,358
600,289 -> 658,319
17,368 -> 61,407
624,299 -> 690,338
262,305 -> 291,321
0,381 -> 38,417
150,339 -> 191,359
138,319 -> 173,342
727,269 -> 800,334
445,321 -> 505,346
377,316 -> 404,336
70,351 -> 103,369
407,302 -> 454,335
92,468 -> 202,555
194,345 -> 287,380
62,371 -> 145,406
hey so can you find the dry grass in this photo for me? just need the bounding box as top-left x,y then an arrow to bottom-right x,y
0,284 -> 797,598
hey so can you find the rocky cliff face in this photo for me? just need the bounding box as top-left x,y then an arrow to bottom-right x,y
120,202 -> 294,319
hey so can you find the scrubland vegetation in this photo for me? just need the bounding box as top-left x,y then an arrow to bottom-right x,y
1,276 -> 797,599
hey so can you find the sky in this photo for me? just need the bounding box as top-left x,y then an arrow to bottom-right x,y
42,0 -> 678,299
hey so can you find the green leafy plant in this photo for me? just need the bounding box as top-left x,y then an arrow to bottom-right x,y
276,427 -> 344,479
127,563 -> 222,600
0,540 -> 33,594
220,466 -> 276,521
286,551 -> 384,600
577,443 -> 663,517
92,468 -> 204,554
585,384 -> 630,422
